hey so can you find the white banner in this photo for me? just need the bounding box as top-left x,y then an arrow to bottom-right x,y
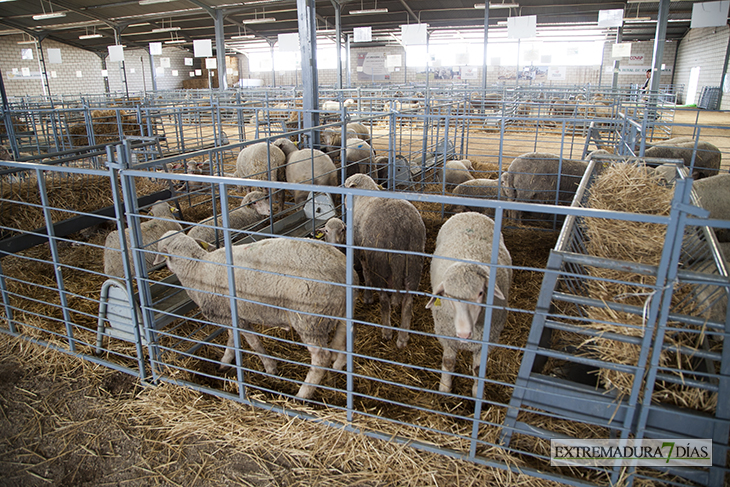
551,439 -> 711,467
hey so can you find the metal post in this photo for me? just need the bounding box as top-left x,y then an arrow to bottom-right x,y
114,28 -> 130,99
269,39 -> 277,88
346,34 -> 352,88
298,0 -> 320,146
719,33 -> 730,108
481,4 -> 490,91
332,0 -> 343,90
148,51 -> 158,92
36,36 -> 51,97
646,0 -> 670,119
215,9 -> 228,90
612,26 -> 622,90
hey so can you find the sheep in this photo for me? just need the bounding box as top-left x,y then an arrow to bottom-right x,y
500,152 -> 589,225
320,217 -> 345,245
691,173 -> 730,242
426,212 -> 512,397
321,123 -> 370,156
187,191 -> 271,244
344,173 -> 426,348
346,122 -> 370,144
234,142 -> 286,211
154,232 -> 352,400
321,98 -> 355,111
285,149 -> 338,205
343,138 -> 374,180
103,202 -> 183,279
644,141 -> 721,179
450,178 -> 504,216
0,146 -> 14,161
272,138 -> 298,161
442,160 -> 475,187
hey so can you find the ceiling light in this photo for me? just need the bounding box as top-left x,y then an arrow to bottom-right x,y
474,3 -> 485,8
79,33 -> 103,39
624,17 -> 653,22
139,0 -> 174,4
33,11 -> 66,20
350,8 -> 388,15
17,39 -> 37,45
488,2 -> 519,8
164,39 -> 186,44
152,26 -> 181,33
242,17 -> 276,24
231,34 -> 256,39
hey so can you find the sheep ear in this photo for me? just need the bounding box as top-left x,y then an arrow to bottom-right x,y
152,253 -> 167,266
426,283 -> 445,309
493,284 -> 505,302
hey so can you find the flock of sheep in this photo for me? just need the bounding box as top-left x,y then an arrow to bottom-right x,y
101,125 -> 730,400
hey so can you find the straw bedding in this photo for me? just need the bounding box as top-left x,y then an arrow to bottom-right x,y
581,162 -> 718,413
0,165 -> 698,486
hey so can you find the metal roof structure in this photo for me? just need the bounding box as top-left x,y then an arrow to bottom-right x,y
0,1 -> 711,55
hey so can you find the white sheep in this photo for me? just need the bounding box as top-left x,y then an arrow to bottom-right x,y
321,98 -> 355,111
426,212 -> 512,397
320,217 -> 345,245
442,160 -> 475,187
234,142 -> 286,211
272,138 -> 299,162
104,202 -> 183,279
644,140 -> 721,179
343,138 -> 374,180
186,191 -> 271,244
285,149 -> 338,204
344,174 -> 426,348
154,232 -> 352,400
501,152 -> 589,225
692,173 -> 730,242
450,178 -> 504,216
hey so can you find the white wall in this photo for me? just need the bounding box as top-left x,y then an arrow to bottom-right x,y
674,26 -> 730,108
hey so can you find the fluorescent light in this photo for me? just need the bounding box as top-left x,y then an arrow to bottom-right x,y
79,33 -> 103,39
350,8 -> 388,15
151,26 -> 181,33
242,17 -> 276,24
33,12 -> 66,21
139,0 -> 174,4
17,40 -> 37,45
231,34 -> 255,39
164,39 -> 186,44
624,17 -> 653,22
474,3 -> 486,8
489,2 -> 519,8
244,0 -> 285,4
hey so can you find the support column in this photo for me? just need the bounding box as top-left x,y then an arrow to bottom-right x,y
481,5 -> 490,91
332,0 -> 342,90
36,36 -> 51,97
215,9 -> 227,90
269,39 -> 277,87
649,0 -> 671,94
298,0 -> 320,147
148,50 -> 158,92
612,26 -> 623,90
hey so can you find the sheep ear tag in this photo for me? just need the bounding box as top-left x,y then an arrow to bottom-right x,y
314,230 -> 324,239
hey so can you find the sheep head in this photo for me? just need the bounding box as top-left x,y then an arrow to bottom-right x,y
426,263 -> 505,340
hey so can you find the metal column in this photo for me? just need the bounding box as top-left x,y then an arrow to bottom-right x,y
215,9 -> 228,90
297,0 -> 320,147
481,5 -> 490,91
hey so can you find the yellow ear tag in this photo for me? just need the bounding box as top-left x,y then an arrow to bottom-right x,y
199,241 -> 209,250
434,298 -> 441,307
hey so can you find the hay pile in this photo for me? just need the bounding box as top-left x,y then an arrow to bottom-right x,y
68,110 -> 143,146
582,163 -> 716,412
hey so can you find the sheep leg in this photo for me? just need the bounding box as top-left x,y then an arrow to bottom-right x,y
396,293 -> 413,349
219,326 -> 278,376
379,291 -> 393,341
360,260 -> 374,304
330,320 -> 352,371
471,349 -> 483,398
439,345 -> 457,393
297,344 -> 331,400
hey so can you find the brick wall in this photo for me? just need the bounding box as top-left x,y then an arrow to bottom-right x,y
0,35 -> 106,98
599,39 -> 677,90
674,26 -> 730,108
106,47 -> 193,92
